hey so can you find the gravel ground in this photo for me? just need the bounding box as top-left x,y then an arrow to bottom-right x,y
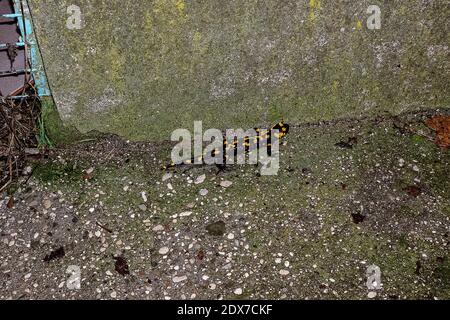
0,112 -> 449,300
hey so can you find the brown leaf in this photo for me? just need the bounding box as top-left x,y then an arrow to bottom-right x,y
196,250 -> 205,261
81,173 -> 93,181
7,196 -> 14,209
404,185 -> 422,198
426,115 -> 450,148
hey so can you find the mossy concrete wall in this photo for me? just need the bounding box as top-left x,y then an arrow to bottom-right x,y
28,0 -> 449,141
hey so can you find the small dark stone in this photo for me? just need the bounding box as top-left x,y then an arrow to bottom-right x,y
30,240 -> 40,249
114,256 -> 130,276
415,260 -> 422,275
206,221 -> 226,236
43,246 -> 65,262
351,212 -> 366,224
335,137 -> 358,149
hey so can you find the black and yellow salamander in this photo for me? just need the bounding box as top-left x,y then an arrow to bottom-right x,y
162,120 -> 290,171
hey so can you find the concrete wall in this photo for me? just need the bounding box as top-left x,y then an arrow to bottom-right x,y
28,0 -> 449,141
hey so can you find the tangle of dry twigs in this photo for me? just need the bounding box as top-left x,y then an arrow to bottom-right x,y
0,93 -> 41,192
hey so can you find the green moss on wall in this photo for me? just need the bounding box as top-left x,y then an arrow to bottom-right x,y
28,0 -> 450,141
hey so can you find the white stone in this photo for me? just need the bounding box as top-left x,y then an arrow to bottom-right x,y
179,211 -> 192,217
43,199 -> 52,209
159,247 -> 170,255
152,225 -> 164,232
234,288 -> 243,295
220,180 -> 233,188
195,174 -> 206,184
279,270 -> 290,276
173,275 -> 188,283
368,291 -> 377,299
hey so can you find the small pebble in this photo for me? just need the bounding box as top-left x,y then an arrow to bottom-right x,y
195,174 -> 206,184
173,275 -> 188,283
159,247 -> 170,255
220,180 -> 233,188
43,200 -> 52,209
152,225 -> 164,232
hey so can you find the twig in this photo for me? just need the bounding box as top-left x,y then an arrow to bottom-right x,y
96,221 -> 113,234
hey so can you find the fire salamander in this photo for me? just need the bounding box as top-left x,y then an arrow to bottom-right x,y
163,121 -> 290,171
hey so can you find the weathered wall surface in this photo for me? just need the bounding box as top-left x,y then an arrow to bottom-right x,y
28,0 -> 449,141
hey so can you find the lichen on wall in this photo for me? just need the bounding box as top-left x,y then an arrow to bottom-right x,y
28,0 -> 450,141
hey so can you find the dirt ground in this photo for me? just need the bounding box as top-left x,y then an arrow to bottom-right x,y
0,111 -> 449,300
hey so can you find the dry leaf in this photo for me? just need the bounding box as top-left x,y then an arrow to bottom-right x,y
7,196 -> 14,209
404,185 -> 422,198
426,115 -> 450,148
